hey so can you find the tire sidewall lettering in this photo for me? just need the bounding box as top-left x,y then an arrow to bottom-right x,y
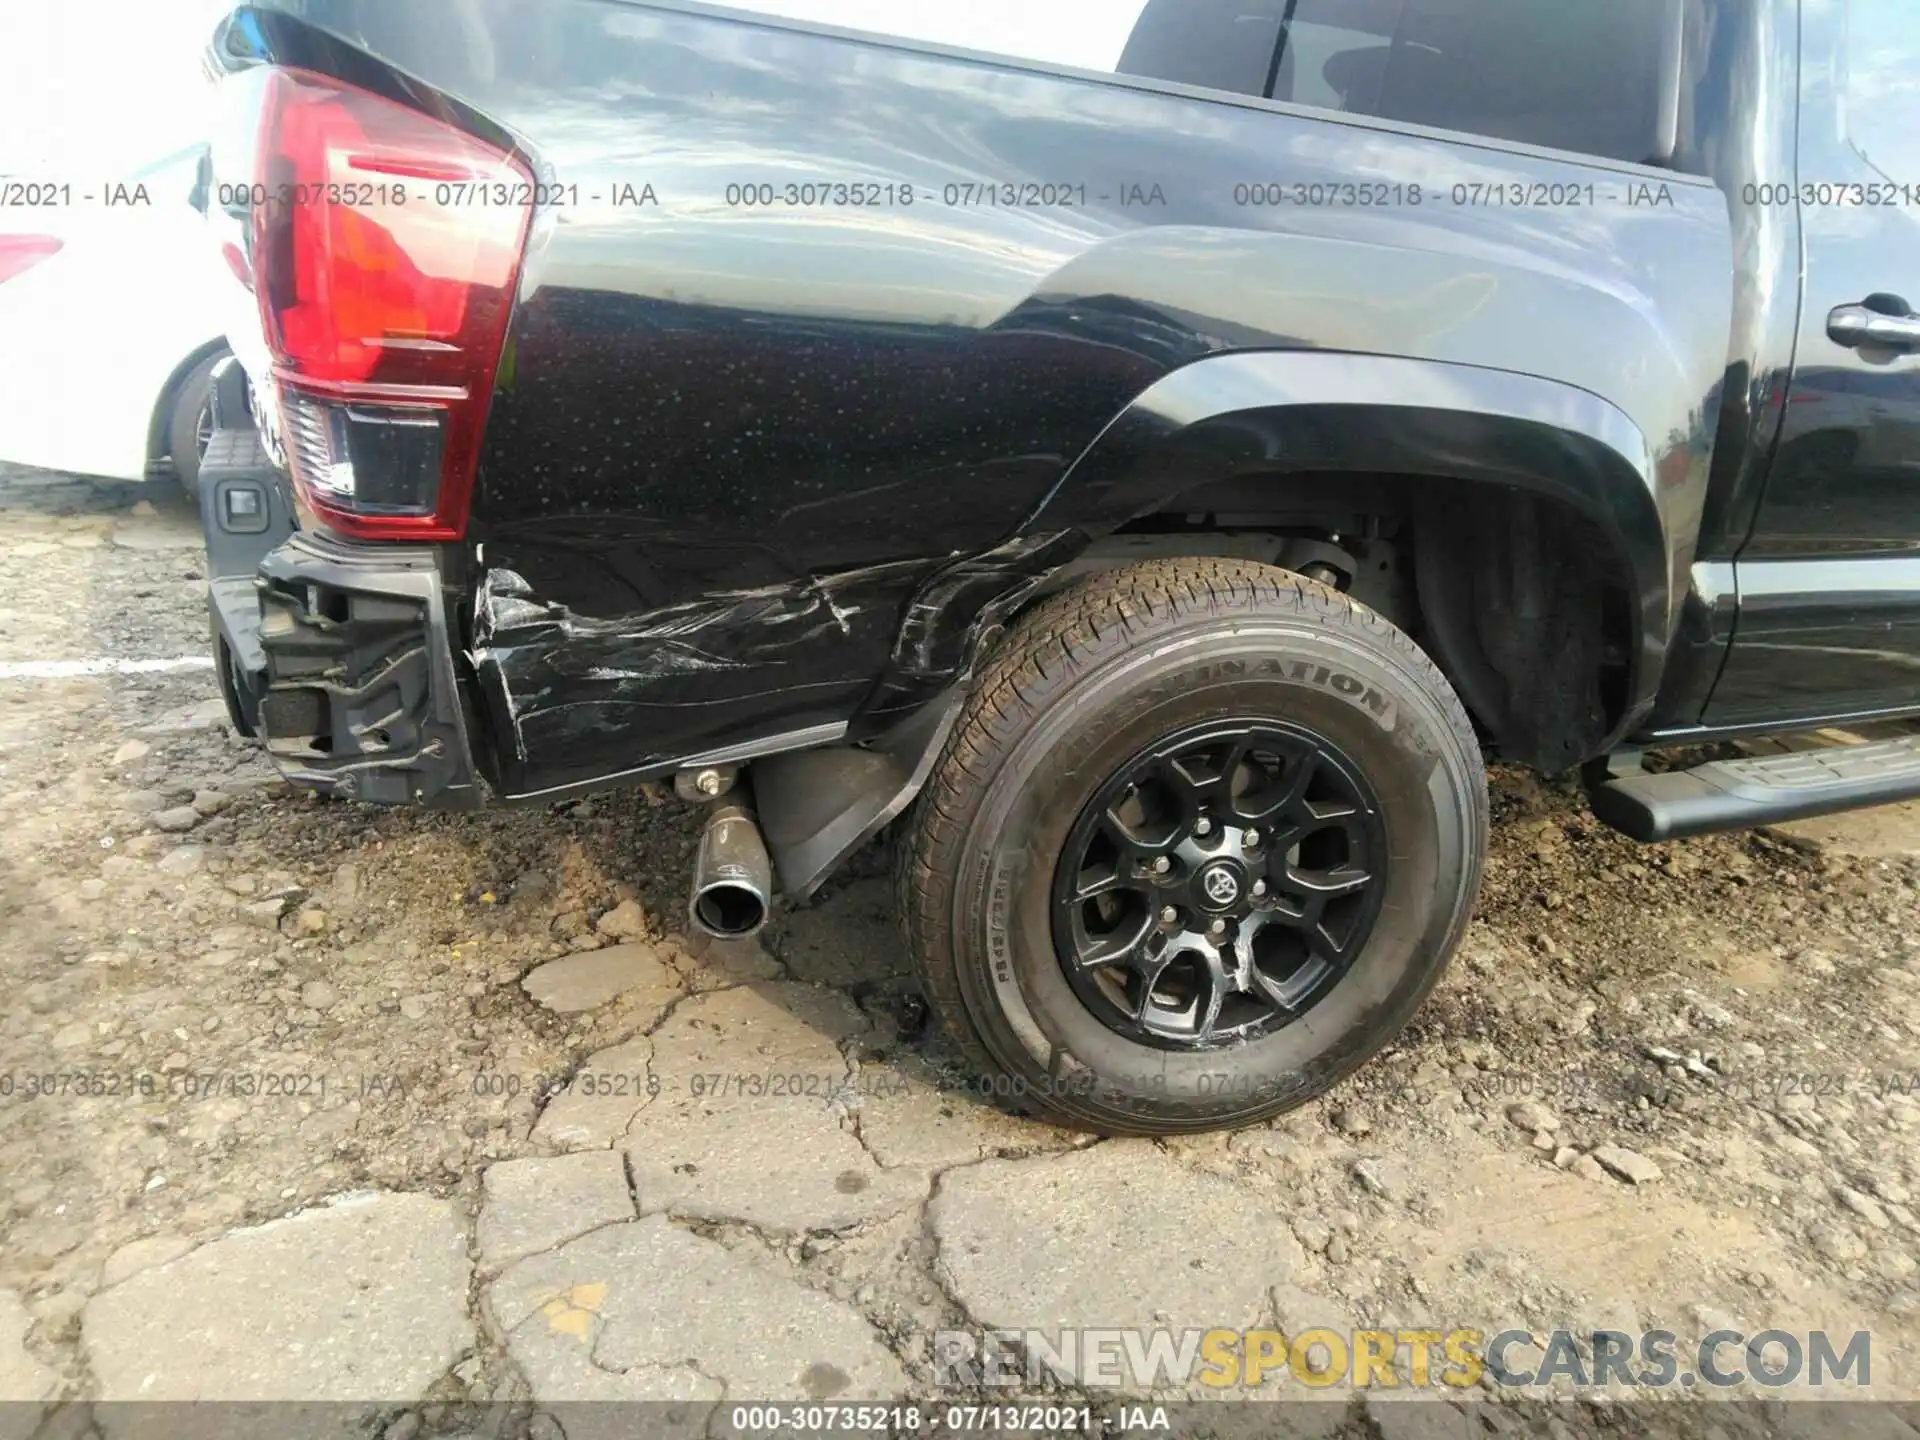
1182,655 -> 1399,732
959,619 -> 1475,1122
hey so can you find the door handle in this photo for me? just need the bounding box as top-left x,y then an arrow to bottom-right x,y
1828,302 -> 1920,351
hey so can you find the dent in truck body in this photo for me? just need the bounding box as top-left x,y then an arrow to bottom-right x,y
222,0 -> 1734,792
468,551 -> 932,797
468,529 -> 1085,794
857,532 -> 1088,732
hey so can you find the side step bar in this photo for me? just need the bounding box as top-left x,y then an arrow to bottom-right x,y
1586,737 -> 1920,842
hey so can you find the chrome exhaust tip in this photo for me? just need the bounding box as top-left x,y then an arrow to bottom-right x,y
689,802 -> 773,939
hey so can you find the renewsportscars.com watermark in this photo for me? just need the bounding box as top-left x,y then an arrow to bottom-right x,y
934,1327 -> 1873,1391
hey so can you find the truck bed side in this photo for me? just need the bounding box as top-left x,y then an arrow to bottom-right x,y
225,0 -> 1734,795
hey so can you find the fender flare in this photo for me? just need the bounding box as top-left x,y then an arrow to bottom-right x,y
1023,349 -> 1676,733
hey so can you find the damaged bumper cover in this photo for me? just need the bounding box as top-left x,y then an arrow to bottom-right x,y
244,533 -> 483,809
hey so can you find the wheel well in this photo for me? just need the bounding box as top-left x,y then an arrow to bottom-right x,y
1035,471 -> 1634,772
144,340 -> 231,471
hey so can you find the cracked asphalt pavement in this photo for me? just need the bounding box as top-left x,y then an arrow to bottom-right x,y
1,465 -> 1918,1439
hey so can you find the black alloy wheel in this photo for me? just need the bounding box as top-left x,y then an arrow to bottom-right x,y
900,557 -> 1487,1135
1052,720 -> 1385,1049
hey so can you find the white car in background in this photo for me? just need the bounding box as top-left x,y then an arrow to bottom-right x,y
0,144 -> 230,492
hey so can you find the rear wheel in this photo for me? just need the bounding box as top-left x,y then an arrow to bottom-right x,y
167,355 -> 221,501
897,558 -> 1486,1134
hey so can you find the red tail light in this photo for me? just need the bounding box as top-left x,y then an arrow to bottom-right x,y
243,68 -> 531,541
0,235 -> 62,286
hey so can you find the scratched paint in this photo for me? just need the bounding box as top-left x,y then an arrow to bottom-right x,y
468,559 -> 939,794
465,533 -> 1081,797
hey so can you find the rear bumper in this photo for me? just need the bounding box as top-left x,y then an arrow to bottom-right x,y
249,533 -> 483,808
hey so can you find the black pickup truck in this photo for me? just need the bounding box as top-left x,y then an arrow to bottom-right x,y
196,0 -> 1920,1134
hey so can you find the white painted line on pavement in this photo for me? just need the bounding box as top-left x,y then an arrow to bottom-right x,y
0,657 -> 216,680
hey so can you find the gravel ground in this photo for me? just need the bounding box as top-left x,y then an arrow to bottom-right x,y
0,463 -> 1917,1438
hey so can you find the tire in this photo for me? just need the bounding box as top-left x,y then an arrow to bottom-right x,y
897,557 -> 1486,1135
167,354 -> 221,501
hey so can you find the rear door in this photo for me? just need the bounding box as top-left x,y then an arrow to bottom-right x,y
1707,0 -> 1920,725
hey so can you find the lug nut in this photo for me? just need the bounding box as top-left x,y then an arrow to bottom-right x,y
1151,856 -> 1172,875
1208,918 -> 1227,936
1195,817 -> 1213,836
1243,829 -> 1261,848
1160,906 -> 1180,926
1252,879 -> 1268,898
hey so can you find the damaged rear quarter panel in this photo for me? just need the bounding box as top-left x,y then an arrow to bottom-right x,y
248,0 -> 1730,798
469,551 -> 942,796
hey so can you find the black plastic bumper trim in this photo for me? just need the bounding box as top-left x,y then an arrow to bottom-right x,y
252,532 -> 484,810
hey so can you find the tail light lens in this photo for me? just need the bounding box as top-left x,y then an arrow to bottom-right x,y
229,68 -> 531,540
0,236 -> 62,286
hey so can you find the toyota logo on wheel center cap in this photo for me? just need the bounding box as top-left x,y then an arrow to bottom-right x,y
1199,862 -> 1243,909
